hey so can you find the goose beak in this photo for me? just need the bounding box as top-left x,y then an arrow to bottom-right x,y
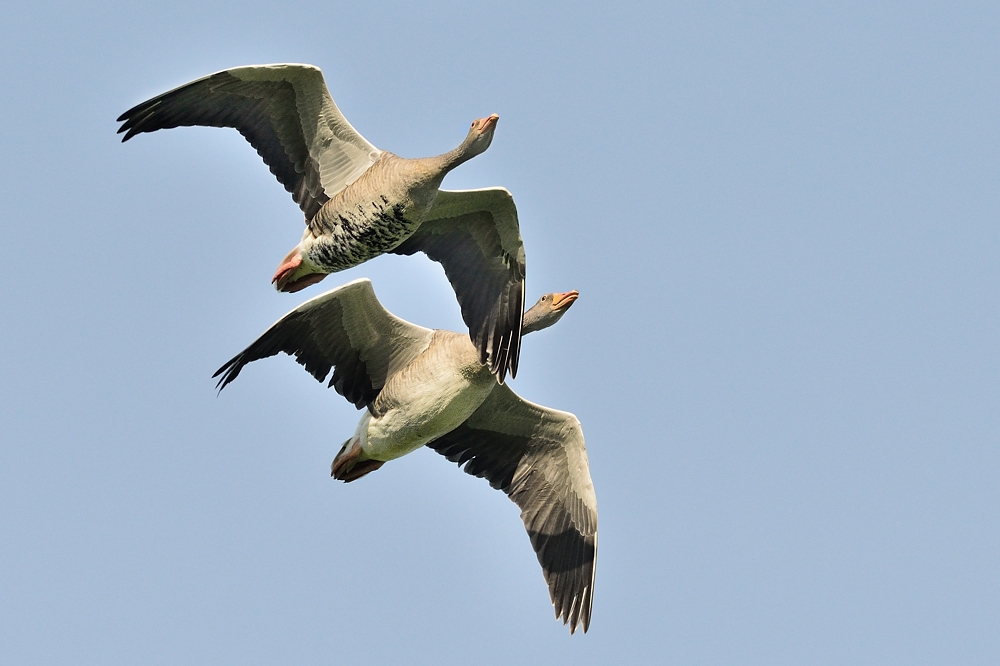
551,290 -> 579,310
477,114 -> 499,133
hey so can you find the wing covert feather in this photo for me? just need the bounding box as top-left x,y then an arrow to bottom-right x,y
391,188 -> 526,383
425,384 -> 597,633
213,279 -> 433,412
117,64 -> 380,220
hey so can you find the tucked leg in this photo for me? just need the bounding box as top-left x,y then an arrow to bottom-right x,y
331,437 -> 384,482
272,246 -> 328,292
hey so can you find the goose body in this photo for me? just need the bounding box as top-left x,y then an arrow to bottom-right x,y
214,278 -> 597,633
118,64 -> 526,381
356,331 -> 495,461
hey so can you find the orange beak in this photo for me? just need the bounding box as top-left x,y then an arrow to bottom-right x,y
476,114 -> 499,132
551,290 -> 579,310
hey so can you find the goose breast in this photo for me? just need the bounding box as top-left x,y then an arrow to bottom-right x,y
362,331 -> 495,461
301,153 -> 440,272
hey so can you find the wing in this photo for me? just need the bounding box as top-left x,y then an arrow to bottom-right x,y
391,188 -> 526,383
117,64 -> 381,221
426,384 -> 597,633
213,278 -> 434,413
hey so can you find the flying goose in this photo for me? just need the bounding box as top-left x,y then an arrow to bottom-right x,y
117,64 -> 526,382
213,278 -> 597,633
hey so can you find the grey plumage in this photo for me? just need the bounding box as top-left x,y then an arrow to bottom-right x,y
427,385 -> 597,633
117,66 -> 376,220
214,280 -> 433,414
214,279 -> 596,633
118,63 -> 526,381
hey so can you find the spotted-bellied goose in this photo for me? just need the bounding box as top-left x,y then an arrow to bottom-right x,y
213,278 -> 596,633
117,64 -> 526,382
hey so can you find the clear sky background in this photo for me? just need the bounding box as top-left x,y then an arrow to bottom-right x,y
2,1 -> 999,663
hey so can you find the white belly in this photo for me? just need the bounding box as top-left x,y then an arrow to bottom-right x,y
357,345 -> 495,462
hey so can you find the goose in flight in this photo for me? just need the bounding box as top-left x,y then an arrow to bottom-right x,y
117,64 -> 526,382
213,278 -> 597,634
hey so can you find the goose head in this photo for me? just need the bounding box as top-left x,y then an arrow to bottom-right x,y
456,113 -> 499,161
522,290 -> 579,334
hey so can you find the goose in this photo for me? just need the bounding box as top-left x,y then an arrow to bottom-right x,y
117,64 -> 526,381
213,278 -> 597,633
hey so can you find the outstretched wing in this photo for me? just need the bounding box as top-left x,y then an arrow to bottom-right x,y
426,384 -> 597,634
117,63 -> 381,221
214,278 -> 433,413
391,188 -> 525,383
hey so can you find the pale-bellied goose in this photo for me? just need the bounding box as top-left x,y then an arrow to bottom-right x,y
117,64 -> 526,382
213,278 -> 597,633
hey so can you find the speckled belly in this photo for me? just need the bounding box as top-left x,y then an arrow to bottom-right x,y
307,195 -> 420,272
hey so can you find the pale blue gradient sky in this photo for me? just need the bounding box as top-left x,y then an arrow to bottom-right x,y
2,1 -> 999,663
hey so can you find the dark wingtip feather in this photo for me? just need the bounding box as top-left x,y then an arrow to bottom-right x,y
117,96 -> 154,123
502,281 -> 524,380
489,277 -> 524,384
119,122 -> 145,142
212,355 -> 244,392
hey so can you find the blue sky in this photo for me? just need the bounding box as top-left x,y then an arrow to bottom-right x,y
2,1 -> 999,663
